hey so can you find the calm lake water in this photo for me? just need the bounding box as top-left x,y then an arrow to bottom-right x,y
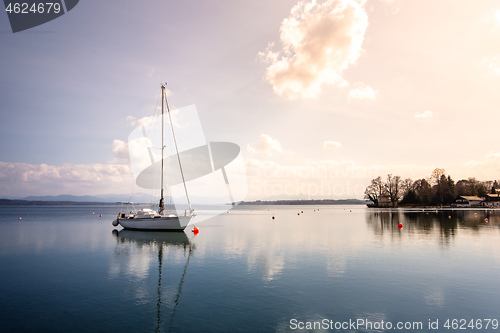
0,205 -> 499,333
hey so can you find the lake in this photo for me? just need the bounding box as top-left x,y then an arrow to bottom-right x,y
0,205 -> 499,332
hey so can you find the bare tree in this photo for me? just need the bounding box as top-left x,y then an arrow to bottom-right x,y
455,178 -> 486,197
413,178 -> 432,205
467,177 -> 486,197
364,176 -> 385,204
482,180 -> 494,190
385,174 -> 402,205
431,168 -> 446,186
401,178 -> 413,198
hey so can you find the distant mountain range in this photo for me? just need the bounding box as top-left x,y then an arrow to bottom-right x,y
1,193 -> 157,203
0,199 -> 111,206
22,195 -> 105,202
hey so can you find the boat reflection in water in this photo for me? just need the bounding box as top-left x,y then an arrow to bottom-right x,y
111,229 -> 195,333
112,229 -> 192,246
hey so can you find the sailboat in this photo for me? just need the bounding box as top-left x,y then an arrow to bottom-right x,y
112,84 -> 195,231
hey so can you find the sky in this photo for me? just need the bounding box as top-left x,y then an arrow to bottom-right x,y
1,0 -> 500,200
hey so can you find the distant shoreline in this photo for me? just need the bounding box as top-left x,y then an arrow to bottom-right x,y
239,199 -> 367,205
0,198 -> 368,206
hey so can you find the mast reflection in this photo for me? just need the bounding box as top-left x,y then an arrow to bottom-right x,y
111,230 -> 195,333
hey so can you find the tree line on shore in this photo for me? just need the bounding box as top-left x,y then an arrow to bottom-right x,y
364,168 -> 498,206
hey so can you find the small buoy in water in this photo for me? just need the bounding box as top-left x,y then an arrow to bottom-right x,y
18,217 -> 21,220
448,215 -> 451,219
474,213 -> 477,217
99,215 -> 102,217
301,211 -> 303,213
192,226 -> 199,234
350,210 -> 352,212
92,212 -> 94,215
398,223 -> 403,229
485,218 -> 489,222
272,215 -> 275,220
298,213 -> 300,215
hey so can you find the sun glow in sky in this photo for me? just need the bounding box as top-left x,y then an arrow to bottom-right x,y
0,0 -> 499,200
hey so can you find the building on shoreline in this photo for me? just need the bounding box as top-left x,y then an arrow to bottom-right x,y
483,194 -> 500,207
452,195 -> 500,208
453,196 -> 484,207
377,195 -> 395,207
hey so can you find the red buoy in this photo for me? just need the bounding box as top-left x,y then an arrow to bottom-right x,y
485,218 -> 489,222
18,217 -> 22,220
301,211 -> 303,213
398,223 -> 403,229
99,215 -> 102,217
192,226 -> 199,234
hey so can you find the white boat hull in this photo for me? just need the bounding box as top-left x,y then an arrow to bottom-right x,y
116,215 -> 192,231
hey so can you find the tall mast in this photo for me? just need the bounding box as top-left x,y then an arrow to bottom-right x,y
164,85 -> 193,212
158,84 -> 165,214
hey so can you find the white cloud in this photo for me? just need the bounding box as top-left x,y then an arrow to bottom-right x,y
247,134 -> 284,156
481,56 -> 500,74
244,158 -> 381,200
462,152 -> 500,180
323,140 -> 342,149
112,139 -> 129,162
259,0 -> 369,99
126,105 -> 185,130
348,83 -> 378,100
126,115 -> 155,128
376,0 -> 400,15
414,110 -> 433,118
0,161 -> 133,197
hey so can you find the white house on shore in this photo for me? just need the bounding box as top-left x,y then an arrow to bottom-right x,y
377,195 -> 395,207
453,196 -> 485,207
452,194 -> 500,207
483,194 -> 500,207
